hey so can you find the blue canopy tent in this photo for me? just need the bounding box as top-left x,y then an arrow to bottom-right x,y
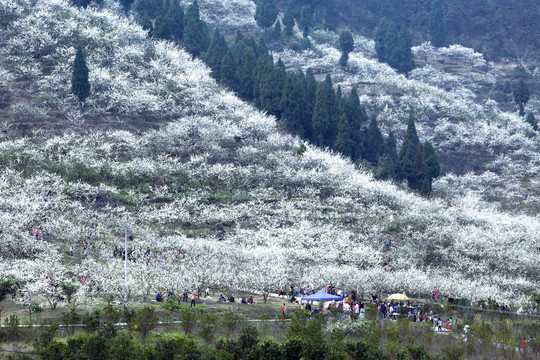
301,289 -> 342,301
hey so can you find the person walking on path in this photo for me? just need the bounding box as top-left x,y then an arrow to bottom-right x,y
282,303 -> 287,315
190,293 -> 196,307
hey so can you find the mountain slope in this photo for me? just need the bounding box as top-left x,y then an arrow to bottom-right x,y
0,0 -> 538,305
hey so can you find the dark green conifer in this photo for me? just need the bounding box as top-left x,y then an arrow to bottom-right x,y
339,30 -> 354,67
374,18 -> 389,62
220,51 -> 238,90
381,132 -> 400,180
429,0 -> 447,47
119,0 -> 135,11
153,16 -> 172,40
312,75 -> 337,147
299,5 -> 311,38
239,47 -> 256,100
260,58 -> 286,117
282,7 -> 295,37
422,141 -> 440,181
526,113 -> 537,131
167,0 -> 184,41
513,79 -> 530,116
139,11 -> 153,36
399,118 -> 424,191
334,114 -> 355,157
255,0 -> 278,29
363,116 -> 384,165
273,20 -> 282,39
71,47 -> 90,102
135,0 -> 163,18
395,26 -> 415,74
205,28 -> 226,79
184,0 -> 209,57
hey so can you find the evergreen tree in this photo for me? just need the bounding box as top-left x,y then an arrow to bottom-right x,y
255,0 -> 278,29
420,141 -> 440,195
374,18 -> 389,62
394,26 -> 415,74
299,5 -> 312,38
205,28 -> 226,80
71,47 -> 91,102
273,20 -> 282,39
280,75 -> 302,135
220,50 -> 238,91
363,115 -> 384,165
282,7 -> 295,37
184,0 -> 209,58
429,0 -> 447,47
260,58 -> 286,117
381,131 -> 400,180
135,0 -> 163,19
312,81 -> 330,147
334,114 -> 355,157
290,72 -> 312,139
383,21 -> 399,69
526,112 -> 537,131
312,74 -> 337,147
339,30 -> 354,67
119,0 -> 135,11
239,47 -> 256,101
305,68 -> 317,115
139,12 -> 154,36
422,141 -> 440,181
167,0 -> 184,41
513,79 -> 530,116
71,0 -> 103,8
343,88 -> 367,160
399,118 -> 424,191
153,16 -> 172,40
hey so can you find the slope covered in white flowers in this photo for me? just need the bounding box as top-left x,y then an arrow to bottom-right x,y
0,0 -> 538,306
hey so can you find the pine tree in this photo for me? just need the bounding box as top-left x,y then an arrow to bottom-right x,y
429,0 -> 447,47
282,7 -> 295,37
513,79 -> 530,116
381,132 -> 400,180
422,141 -> 440,181
184,0 -> 209,58
153,16 -> 172,40
273,20 -> 282,39
167,0 -> 184,41
280,75 -> 302,135
312,75 -> 337,147
299,5 -> 311,38
334,114 -> 355,157
292,72 -> 312,139
305,68 -> 317,115
139,12 -> 153,36
344,88 -> 367,160
339,30 -> 354,67
239,47 -> 256,101
312,81 -> 330,147
205,28 -> 226,80
395,26 -> 415,74
374,19 -> 389,63
526,113 -> 537,131
119,0 -> 135,11
383,21 -> 399,69
255,0 -> 278,29
260,58 -> 286,117
220,51 -> 238,91
363,115 -> 384,165
71,47 -> 90,102
135,0 -> 163,18
399,118 -> 424,191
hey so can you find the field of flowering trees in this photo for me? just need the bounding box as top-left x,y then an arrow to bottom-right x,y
0,0 -> 538,310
